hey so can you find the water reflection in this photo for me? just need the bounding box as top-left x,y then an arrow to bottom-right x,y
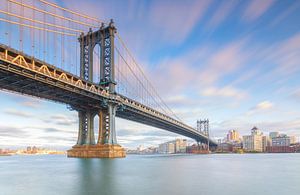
75,158 -> 120,195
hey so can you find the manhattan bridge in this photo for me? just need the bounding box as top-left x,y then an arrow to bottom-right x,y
0,0 -> 217,158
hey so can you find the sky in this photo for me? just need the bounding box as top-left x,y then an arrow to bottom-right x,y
1,0 -> 300,149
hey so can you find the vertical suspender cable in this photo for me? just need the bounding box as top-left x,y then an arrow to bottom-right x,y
43,2 -> 45,61
53,4 -> 57,66
31,0 -> 34,57
19,0 -> 23,52
5,0 -> 8,46
8,1 -> 11,47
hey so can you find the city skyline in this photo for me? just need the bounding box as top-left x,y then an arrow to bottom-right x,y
1,0 -> 300,149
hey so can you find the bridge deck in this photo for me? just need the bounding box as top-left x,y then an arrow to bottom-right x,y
0,44 -> 217,146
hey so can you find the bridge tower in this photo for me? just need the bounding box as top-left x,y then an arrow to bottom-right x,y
196,119 -> 210,153
67,20 -> 125,158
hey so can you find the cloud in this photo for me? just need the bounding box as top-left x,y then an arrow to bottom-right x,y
270,1 -> 300,27
151,38 -> 249,97
0,124 -> 76,149
4,109 -> 33,118
254,101 -> 273,110
42,114 -> 77,126
243,0 -> 274,22
274,33 -> 300,75
199,39 -> 249,85
246,101 -> 274,116
201,86 -> 247,100
41,127 -> 77,135
291,90 -> 300,101
0,91 -> 43,108
148,0 -> 211,44
250,32 -> 300,85
21,100 -> 42,109
0,126 -> 29,138
38,135 -> 76,143
206,0 -> 236,29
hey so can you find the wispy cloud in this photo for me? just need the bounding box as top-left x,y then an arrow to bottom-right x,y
198,38 -> 249,85
21,100 -> 42,109
253,101 -> 273,110
243,0 -> 274,22
149,0 -> 211,44
42,114 -> 77,126
4,109 -> 33,118
246,101 -> 274,116
0,126 -> 29,138
270,1 -> 300,27
151,37 -> 249,97
201,86 -> 247,100
291,90 -> 300,101
206,0 -> 237,29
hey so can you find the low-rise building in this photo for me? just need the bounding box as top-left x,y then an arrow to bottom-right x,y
272,135 -> 290,147
158,139 -> 187,154
290,136 -> 297,144
262,136 -> 271,152
175,139 -> 187,153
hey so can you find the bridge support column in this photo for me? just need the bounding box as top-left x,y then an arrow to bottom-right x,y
76,110 -> 96,145
94,103 -> 126,158
67,105 -> 125,158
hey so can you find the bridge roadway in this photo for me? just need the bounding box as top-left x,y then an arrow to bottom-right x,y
0,44 -> 217,146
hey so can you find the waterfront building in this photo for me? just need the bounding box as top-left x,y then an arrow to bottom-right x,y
158,139 -> 187,154
168,143 -> 175,154
290,136 -> 297,144
158,143 -> 168,153
217,142 -> 232,153
272,135 -> 290,147
269,132 -> 279,139
262,136 -> 271,152
243,126 -> 263,152
251,126 -> 263,136
158,142 -> 175,154
174,139 -> 187,153
226,130 -> 241,143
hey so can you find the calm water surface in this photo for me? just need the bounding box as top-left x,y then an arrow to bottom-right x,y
0,154 -> 299,195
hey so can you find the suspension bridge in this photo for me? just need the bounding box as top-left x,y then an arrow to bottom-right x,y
0,0 -> 217,158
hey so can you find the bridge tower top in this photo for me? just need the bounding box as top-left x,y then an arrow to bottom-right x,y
78,19 -> 117,93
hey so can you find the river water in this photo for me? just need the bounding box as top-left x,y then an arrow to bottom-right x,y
0,154 -> 299,195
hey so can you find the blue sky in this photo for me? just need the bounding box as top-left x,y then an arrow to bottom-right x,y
1,0 -> 300,149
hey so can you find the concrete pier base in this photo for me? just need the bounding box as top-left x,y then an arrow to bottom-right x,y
67,144 -> 126,158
